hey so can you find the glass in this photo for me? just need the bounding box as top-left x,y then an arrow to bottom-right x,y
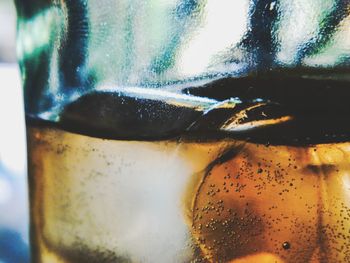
14,0 -> 350,262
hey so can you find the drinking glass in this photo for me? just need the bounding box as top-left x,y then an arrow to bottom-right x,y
15,0 -> 350,262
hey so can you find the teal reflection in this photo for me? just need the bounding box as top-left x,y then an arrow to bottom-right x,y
16,7 -> 63,60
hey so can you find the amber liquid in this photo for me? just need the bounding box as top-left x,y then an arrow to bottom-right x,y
27,120 -> 350,263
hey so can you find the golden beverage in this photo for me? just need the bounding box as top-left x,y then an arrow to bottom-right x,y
27,118 -> 350,263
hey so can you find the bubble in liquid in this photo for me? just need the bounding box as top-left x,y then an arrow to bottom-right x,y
282,241 -> 291,250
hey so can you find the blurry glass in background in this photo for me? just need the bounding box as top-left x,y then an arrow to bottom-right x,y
0,0 -> 16,62
0,0 -> 29,262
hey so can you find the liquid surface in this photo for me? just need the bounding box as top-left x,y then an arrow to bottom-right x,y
27,121 -> 350,263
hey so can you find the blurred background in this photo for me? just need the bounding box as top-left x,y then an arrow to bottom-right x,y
0,0 -> 30,262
